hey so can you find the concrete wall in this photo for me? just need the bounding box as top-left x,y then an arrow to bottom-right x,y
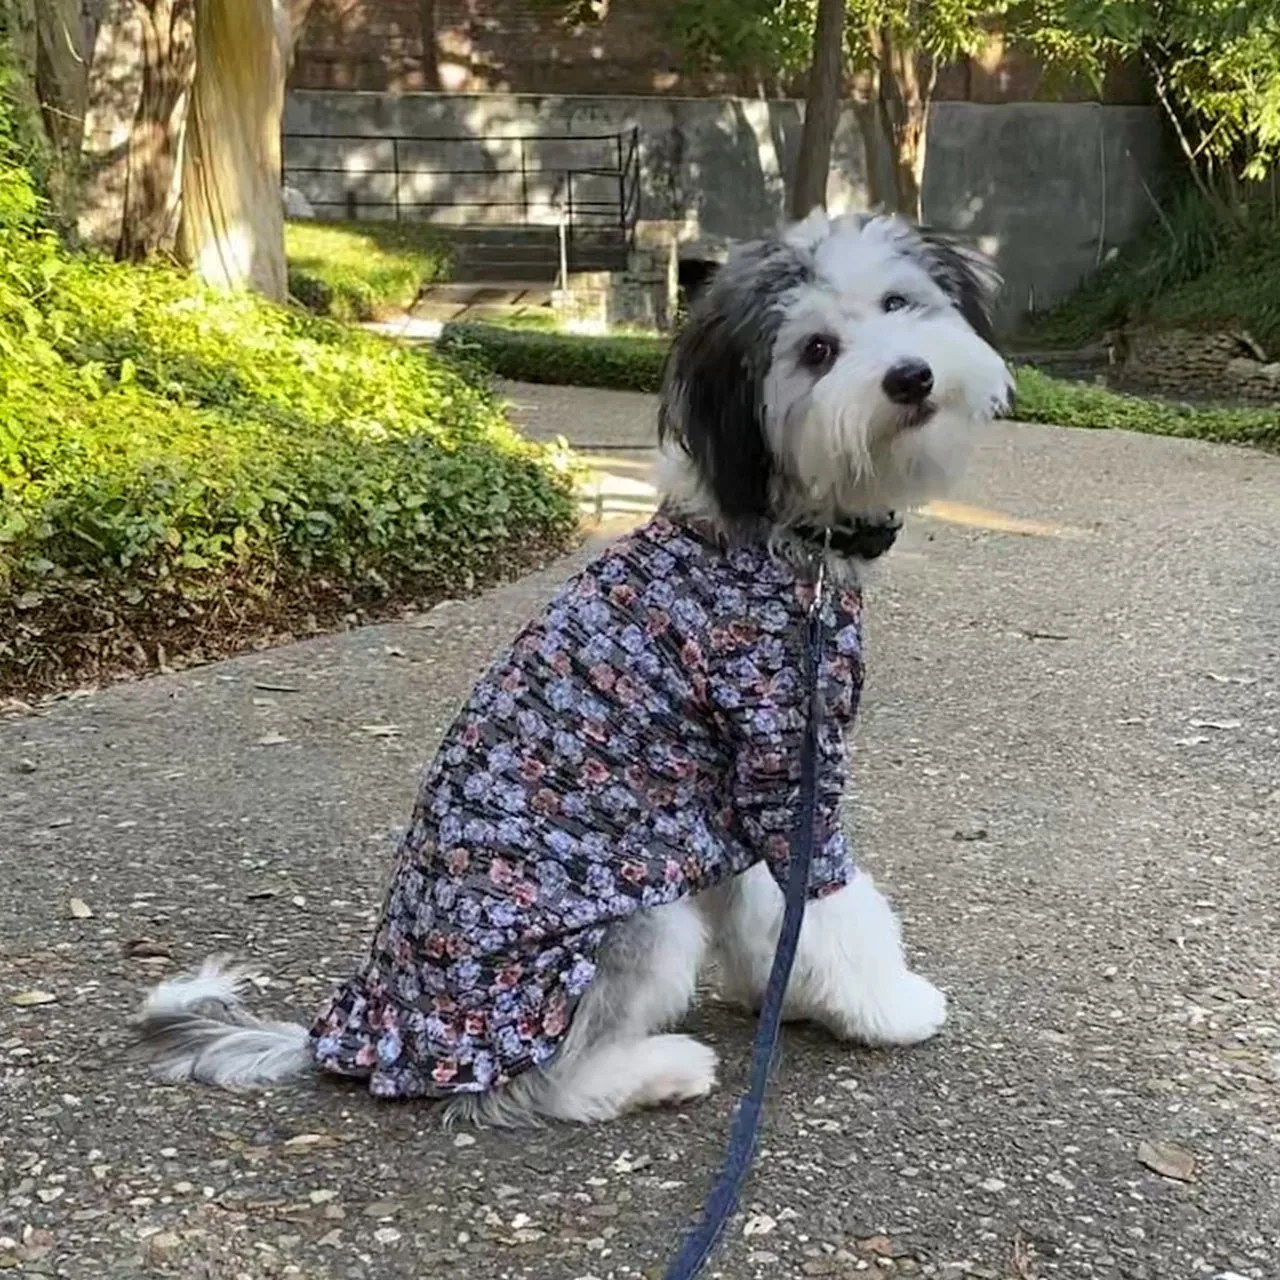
283,90 -> 1170,324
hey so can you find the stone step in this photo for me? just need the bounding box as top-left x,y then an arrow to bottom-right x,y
419,282 -> 554,307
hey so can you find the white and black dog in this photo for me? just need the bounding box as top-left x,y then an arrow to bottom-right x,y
132,209 -> 1013,1127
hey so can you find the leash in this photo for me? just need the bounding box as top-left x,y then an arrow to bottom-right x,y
662,548 -> 829,1280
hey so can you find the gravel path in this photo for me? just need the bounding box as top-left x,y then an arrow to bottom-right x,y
2,384 -> 1277,1279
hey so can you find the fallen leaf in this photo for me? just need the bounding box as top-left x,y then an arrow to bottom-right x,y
256,732 -> 291,746
1137,1138 -> 1196,1182
360,724 -> 402,738
855,1235 -> 908,1258
283,1133 -> 337,1151
10,990 -> 58,1007
124,938 -> 171,958
68,897 -> 94,920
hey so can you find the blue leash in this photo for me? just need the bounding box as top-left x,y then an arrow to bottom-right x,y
662,558 -> 828,1280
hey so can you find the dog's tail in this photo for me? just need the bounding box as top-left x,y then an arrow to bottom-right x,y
131,957 -> 314,1090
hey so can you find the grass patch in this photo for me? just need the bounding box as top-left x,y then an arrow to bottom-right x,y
285,219 -> 453,322
1023,187 -> 1280,352
0,155 -> 577,698
441,320 -> 1279,449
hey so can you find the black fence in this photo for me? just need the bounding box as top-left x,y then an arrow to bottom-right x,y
282,127 -> 641,245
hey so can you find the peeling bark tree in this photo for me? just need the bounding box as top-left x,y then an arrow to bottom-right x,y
178,0 -> 313,299
117,0 -> 195,260
789,0 -> 846,219
35,0 -> 91,186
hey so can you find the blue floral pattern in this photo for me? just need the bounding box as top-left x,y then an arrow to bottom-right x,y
311,514 -> 865,1098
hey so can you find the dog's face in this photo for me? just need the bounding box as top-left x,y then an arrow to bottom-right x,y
659,210 -> 1014,528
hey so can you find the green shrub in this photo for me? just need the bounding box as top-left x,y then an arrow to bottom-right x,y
0,162 -> 576,695
1023,187 -> 1280,351
439,321 -> 668,393
1013,367 -> 1279,447
440,320 -> 1279,450
285,219 -> 453,321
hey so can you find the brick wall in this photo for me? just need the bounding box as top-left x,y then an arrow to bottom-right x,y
290,0 -> 1151,103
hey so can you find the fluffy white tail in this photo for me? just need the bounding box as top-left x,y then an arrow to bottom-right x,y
132,957 -> 314,1090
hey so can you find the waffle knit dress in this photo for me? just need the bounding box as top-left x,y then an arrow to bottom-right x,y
310,513 -> 865,1098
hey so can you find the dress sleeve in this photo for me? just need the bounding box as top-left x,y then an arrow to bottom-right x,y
708,610 -> 860,899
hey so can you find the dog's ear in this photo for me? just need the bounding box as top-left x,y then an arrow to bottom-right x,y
917,232 -> 1002,350
659,240 -> 811,523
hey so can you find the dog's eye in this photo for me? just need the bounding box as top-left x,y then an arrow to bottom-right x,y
882,293 -> 909,313
799,334 -> 839,372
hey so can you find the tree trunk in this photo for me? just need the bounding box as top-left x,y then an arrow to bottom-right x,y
417,0 -> 441,89
178,0 -> 309,299
35,0 -> 90,158
853,40 -> 889,211
117,0 -> 195,261
77,1 -> 147,249
872,25 -> 935,221
789,0 -> 846,220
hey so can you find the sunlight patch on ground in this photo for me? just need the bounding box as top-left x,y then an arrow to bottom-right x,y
573,457 -> 1088,542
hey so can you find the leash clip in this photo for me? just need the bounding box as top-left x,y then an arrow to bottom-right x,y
808,527 -> 830,618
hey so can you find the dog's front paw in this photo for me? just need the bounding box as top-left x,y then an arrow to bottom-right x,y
830,970 -> 947,1048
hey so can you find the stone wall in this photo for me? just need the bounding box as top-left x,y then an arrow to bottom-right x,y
552,221 -> 683,330
1115,329 -> 1280,404
283,90 -> 1171,326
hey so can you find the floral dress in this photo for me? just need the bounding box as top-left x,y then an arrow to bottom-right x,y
311,513 -> 866,1098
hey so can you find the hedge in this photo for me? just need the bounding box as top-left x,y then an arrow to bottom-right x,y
438,321 -> 669,393
0,131 -> 578,697
441,321 -> 1280,449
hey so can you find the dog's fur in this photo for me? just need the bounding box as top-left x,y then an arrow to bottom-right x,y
132,209 -> 1012,1126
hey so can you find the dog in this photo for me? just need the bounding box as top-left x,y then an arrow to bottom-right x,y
132,208 -> 1013,1127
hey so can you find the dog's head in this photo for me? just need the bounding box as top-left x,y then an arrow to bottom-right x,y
658,209 -> 1013,533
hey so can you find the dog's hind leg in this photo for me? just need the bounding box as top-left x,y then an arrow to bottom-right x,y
701,862 -> 946,1047
445,897 -> 717,1127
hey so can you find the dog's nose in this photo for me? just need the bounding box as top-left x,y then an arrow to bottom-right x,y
882,360 -> 934,405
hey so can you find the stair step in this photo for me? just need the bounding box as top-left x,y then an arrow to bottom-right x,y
420,283 -> 554,306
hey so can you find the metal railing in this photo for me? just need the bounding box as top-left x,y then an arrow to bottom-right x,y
281,127 -> 641,244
